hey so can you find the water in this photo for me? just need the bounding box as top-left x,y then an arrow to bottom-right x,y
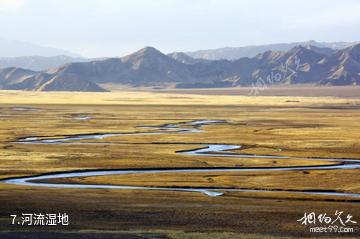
3,119 -> 360,199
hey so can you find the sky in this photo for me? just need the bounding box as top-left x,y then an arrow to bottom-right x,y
0,0 -> 359,57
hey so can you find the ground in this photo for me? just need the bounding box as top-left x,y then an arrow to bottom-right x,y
0,89 -> 359,238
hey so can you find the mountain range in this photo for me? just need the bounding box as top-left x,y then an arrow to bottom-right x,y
0,38 -> 81,58
184,40 -> 358,60
0,43 -> 360,92
0,55 -> 88,71
0,40 -> 357,70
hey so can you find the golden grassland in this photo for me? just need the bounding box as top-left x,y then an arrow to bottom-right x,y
158,85 -> 360,98
0,90 -> 360,238
52,169 -> 360,195
0,89 -> 359,105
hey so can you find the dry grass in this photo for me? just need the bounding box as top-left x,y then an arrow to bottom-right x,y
158,85 -> 360,98
0,90 -> 360,237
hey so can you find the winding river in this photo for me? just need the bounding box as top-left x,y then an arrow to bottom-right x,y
2,119 -> 360,199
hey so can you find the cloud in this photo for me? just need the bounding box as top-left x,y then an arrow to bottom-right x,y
0,0 -> 24,12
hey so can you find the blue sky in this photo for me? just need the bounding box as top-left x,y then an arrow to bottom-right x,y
0,0 -> 359,57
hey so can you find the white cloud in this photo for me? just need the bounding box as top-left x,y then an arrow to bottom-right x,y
0,0 -> 24,11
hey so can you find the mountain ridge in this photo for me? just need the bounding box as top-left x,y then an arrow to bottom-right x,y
0,55 -> 88,71
1,43 -> 360,92
0,38 -> 81,58
184,40 -> 358,60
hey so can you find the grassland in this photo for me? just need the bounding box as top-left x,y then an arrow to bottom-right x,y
158,85 -> 360,98
0,90 -> 360,238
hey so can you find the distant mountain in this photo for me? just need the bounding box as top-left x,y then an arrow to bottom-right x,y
303,45 -> 334,56
1,43 -> 360,92
249,45 -> 329,85
43,47 -> 193,88
167,52 -> 209,64
0,67 -> 106,92
319,44 -> 360,85
0,55 -> 87,71
185,40 -> 357,60
117,47 -> 192,85
0,47 -> 190,91
0,38 -> 81,57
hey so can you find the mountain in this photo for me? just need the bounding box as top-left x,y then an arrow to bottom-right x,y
0,55 -> 87,71
116,47 -> 192,85
0,38 -> 81,57
45,47 -> 193,88
0,47 -> 191,91
250,44 -> 360,86
1,44 -> 360,92
167,52 -> 209,64
0,67 -> 36,90
303,45 -> 334,56
0,67 -> 106,92
185,40 -> 357,60
319,44 -> 360,85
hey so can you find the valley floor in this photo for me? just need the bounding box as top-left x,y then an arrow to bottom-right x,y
0,90 -> 359,238
156,85 -> 360,98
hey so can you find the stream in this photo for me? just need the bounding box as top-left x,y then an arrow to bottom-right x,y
2,119 -> 360,199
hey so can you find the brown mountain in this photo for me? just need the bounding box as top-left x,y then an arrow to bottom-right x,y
0,44 -> 360,91
0,67 -> 106,91
167,52 -> 210,64
46,47 -> 193,87
319,44 -> 360,85
184,40 -> 356,60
